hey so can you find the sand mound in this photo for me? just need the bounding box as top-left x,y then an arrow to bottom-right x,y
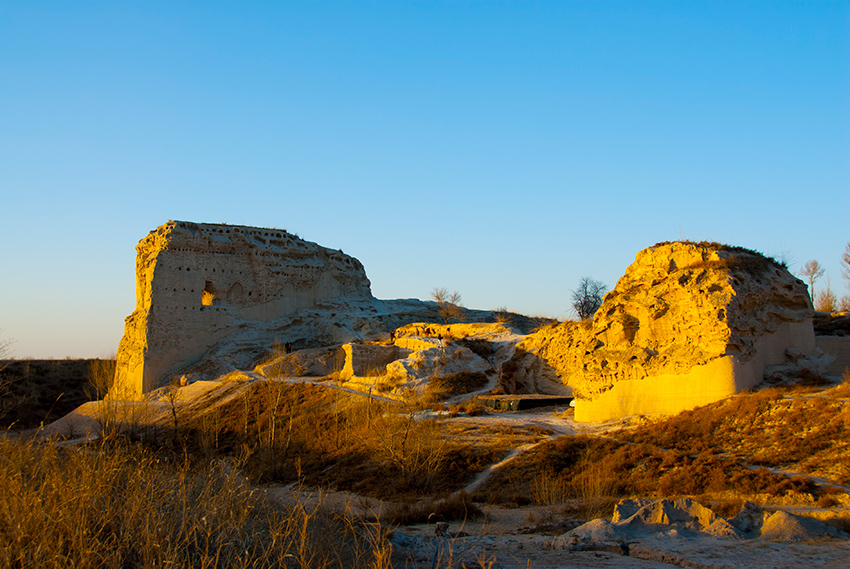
522,241 -> 817,421
621,498 -> 718,531
760,510 -> 848,542
552,518 -> 629,549
555,498 -> 849,551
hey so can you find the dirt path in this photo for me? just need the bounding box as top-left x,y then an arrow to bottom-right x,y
453,409 -> 616,495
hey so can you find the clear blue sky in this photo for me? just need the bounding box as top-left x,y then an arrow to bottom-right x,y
1,1 -> 848,358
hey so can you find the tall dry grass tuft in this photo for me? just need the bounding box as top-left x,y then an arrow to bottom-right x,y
570,454 -> 618,520
87,356 -> 122,439
0,437 -> 392,568
530,471 -> 570,506
86,357 -> 116,400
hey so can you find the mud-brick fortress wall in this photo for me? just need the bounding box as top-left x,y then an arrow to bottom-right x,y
114,221 -> 373,398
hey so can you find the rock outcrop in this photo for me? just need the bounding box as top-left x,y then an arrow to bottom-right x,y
522,242 -> 816,421
115,229 -> 822,414
554,498 -> 848,551
114,221 -> 375,398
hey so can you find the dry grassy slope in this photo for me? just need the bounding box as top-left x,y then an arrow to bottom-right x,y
179,378 -> 848,515
173,381 -> 529,500
618,382 -> 850,485
470,383 -> 850,512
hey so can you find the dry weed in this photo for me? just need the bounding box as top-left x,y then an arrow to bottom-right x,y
176,382 -> 500,498
0,437 -> 389,568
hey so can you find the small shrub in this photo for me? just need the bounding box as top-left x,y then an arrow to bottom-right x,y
817,494 -> 840,508
530,471 -> 570,506
447,400 -> 489,416
383,491 -> 482,525
426,372 -> 489,402
492,307 -> 512,324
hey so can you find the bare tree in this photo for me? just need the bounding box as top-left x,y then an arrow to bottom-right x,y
431,287 -> 465,324
572,277 -> 607,320
0,330 -> 12,362
842,242 -> 850,291
0,332 -> 18,421
815,286 -> 838,313
800,260 -> 825,302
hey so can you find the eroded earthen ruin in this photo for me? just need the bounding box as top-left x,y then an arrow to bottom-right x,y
115,224 -> 835,422
114,221 -> 373,398
522,242 -> 819,421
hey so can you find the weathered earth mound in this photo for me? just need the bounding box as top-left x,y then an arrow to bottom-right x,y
114,221 -> 377,398
114,221 -> 510,399
523,242 -> 817,421
113,228 -> 828,417
554,498 -> 848,549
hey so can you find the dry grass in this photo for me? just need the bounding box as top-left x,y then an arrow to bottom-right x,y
473,433 -> 821,516
383,491 -> 483,525
445,400 -> 489,416
0,437 -> 393,569
472,383 -> 848,518
618,384 -> 850,484
171,382 -> 508,499
425,371 -> 489,402
650,241 -> 785,276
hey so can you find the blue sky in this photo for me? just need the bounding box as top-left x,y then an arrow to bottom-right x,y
1,1 -> 848,358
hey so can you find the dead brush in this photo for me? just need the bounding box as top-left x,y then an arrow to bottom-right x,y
0,437 -> 394,569
568,453 -> 619,520
530,471 -> 570,506
382,491 -> 482,525
178,382 -> 500,498
425,372 -> 488,403
475,431 -> 832,514
447,400 -> 489,416
365,405 -> 449,491
617,385 -> 850,484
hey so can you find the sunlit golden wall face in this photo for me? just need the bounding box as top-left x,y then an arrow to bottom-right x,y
520,242 -> 816,422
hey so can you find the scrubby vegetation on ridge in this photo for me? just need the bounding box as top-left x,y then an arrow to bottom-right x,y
649,240 -> 789,275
